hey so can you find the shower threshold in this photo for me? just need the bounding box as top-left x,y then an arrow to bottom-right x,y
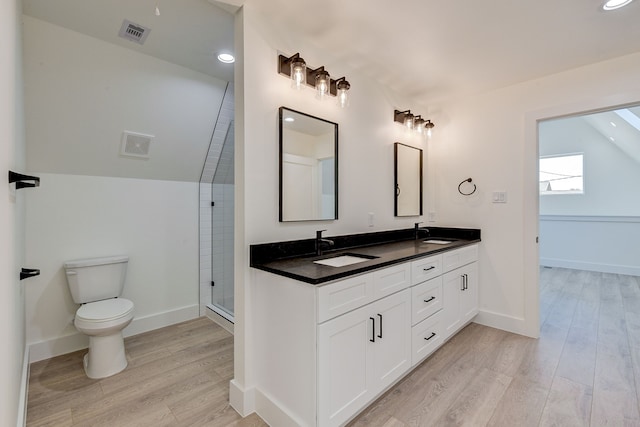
207,303 -> 234,324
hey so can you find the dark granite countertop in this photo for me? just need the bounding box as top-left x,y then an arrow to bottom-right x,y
250,227 -> 481,285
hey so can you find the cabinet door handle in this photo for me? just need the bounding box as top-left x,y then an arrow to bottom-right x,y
460,275 -> 465,291
423,266 -> 436,272
464,274 -> 468,290
424,332 -> 436,341
424,296 -> 435,303
377,314 -> 383,339
370,317 -> 376,343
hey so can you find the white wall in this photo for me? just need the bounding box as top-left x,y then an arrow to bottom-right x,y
231,4 -> 432,419
1,0 -> 27,425
25,174 -> 199,361
23,15 -> 227,183
431,52 -> 640,338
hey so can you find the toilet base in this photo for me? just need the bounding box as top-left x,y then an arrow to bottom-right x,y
83,331 -> 128,379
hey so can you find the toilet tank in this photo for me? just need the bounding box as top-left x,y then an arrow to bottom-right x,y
64,255 -> 129,304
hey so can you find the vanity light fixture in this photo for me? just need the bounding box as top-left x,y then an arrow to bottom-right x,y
277,52 -> 351,105
334,77 -> 351,108
425,120 -> 435,138
394,110 -> 435,138
311,67 -> 331,99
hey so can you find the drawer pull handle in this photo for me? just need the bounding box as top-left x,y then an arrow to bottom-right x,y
377,313 -> 383,339
370,317 -> 376,343
424,332 -> 436,341
423,266 -> 436,272
424,296 -> 436,303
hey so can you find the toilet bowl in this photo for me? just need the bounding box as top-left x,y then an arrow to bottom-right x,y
64,255 -> 134,379
75,298 -> 134,379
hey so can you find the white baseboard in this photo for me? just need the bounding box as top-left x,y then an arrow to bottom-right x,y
540,258 -> 640,277
474,310 -> 534,338
16,346 -> 29,427
229,379 -> 256,417
28,304 -> 199,363
255,388 -> 306,427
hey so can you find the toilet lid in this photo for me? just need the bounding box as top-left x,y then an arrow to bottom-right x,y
76,298 -> 134,322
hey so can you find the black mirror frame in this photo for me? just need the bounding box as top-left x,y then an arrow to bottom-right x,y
279,106 -> 339,222
394,142 -> 423,217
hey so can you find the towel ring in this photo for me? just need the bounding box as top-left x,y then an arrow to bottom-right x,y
458,178 -> 476,196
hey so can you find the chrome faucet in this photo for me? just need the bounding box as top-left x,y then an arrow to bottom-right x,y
414,222 -> 430,240
315,230 -> 334,256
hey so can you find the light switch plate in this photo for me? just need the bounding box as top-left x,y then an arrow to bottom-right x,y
427,211 -> 437,222
492,191 -> 507,203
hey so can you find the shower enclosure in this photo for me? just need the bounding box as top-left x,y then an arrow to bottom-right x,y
200,84 -> 234,323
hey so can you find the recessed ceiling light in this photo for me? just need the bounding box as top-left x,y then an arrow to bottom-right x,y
284,117 -> 295,122
609,136 -> 615,141
217,52 -> 235,63
610,121 -> 617,127
603,0 -> 634,10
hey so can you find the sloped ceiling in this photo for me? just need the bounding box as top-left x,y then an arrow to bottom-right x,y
582,106 -> 640,165
23,0 -> 235,82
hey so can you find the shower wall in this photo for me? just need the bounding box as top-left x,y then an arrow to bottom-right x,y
199,84 -> 234,321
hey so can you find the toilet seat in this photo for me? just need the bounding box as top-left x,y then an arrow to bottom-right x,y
76,298 -> 134,323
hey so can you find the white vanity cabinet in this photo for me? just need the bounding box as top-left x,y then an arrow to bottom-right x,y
252,243 -> 478,427
318,288 -> 411,427
442,245 -> 479,339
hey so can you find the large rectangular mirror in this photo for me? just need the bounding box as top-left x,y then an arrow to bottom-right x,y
279,107 -> 338,222
394,142 -> 423,216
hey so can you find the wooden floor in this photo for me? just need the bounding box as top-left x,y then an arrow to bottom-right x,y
27,268 -> 640,426
349,268 -> 640,427
26,317 -> 266,426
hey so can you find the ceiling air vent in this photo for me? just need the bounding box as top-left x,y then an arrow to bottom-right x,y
120,131 -> 153,159
118,20 -> 151,45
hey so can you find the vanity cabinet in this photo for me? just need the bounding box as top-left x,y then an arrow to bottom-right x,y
442,246 -> 479,339
252,243 -> 478,427
318,289 -> 411,427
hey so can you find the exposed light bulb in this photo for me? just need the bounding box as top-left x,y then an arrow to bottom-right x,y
155,2 -> 160,16
290,59 -> 306,90
404,114 -> 415,130
315,70 -> 330,99
336,78 -> 350,108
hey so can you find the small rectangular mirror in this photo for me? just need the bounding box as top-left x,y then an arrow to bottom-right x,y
394,142 -> 423,217
279,107 -> 338,222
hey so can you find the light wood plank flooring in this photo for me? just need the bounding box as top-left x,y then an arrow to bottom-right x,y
349,268 -> 640,427
27,268 -> 640,426
26,317 -> 267,426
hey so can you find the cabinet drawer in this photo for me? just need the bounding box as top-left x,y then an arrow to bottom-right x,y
411,254 -> 442,285
411,276 -> 443,326
411,311 -> 443,366
373,263 -> 411,300
442,244 -> 478,273
317,273 -> 374,323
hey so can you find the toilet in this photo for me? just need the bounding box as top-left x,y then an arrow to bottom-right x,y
63,255 -> 134,379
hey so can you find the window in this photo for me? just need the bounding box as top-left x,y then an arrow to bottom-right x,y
539,153 -> 583,195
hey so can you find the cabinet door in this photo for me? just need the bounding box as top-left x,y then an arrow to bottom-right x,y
318,304 -> 373,427
460,262 -> 478,323
442,269 -> 464,339
370,289 -> 411,392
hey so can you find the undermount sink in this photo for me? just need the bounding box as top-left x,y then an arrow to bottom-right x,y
423,239 -> 455,245
313,253 -> 378,268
